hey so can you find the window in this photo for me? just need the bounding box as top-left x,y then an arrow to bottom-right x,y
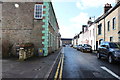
110,37 -> 113,42
34,4 -> 43,19
99,39 -> 103,45
90,30 -> 91,37
107,21 -> 110,31
119,37 -> 120,42
112,17 -> 116,29
109,43 -> 118,48
98,24 -> 102,35
101,45 -> 108,48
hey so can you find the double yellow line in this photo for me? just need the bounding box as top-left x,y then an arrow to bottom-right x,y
54,53 -> 64,80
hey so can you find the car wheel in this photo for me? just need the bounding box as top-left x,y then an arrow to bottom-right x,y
97,53 -> 101,59
90,50 -> 92,53
108,55 -> 114,64
82,50 -> 84,52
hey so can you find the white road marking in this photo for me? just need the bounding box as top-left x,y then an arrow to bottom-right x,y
59,53 -> 64,79
101,66 -> 120,80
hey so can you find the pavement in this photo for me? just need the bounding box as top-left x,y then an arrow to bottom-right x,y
2,48 -> 62,79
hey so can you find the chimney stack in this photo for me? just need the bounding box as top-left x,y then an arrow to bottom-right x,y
115,0 -> 120,3
104,3 -> 112,13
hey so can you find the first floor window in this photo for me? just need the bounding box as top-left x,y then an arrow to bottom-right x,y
112,17 -> 116,29
34,4 -> 43,19
98,24 -> 102,35
107,21 -> 110,31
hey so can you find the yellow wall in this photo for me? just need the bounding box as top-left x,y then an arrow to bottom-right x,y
105,7 -> 119,42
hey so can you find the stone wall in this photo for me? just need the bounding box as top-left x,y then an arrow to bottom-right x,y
2,2 -> 60,58
0,2 -> 2,59
2,2 -> 43,57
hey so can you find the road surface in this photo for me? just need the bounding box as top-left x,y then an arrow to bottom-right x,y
62,46 -> 120,79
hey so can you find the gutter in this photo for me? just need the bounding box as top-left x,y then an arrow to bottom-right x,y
45,47 -> 62,78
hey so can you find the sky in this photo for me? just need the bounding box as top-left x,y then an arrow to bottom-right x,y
52,0 -> 115,38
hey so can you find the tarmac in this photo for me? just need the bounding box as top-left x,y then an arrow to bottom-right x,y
2,48 -> 62,79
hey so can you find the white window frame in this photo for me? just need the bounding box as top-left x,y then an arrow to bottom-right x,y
34,4 -> 43,19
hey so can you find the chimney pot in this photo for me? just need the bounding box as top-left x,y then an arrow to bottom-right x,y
116,0 -> 120,3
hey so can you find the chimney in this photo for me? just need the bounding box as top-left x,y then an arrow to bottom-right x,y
87,17 -> 93,26
115,0 -> 120,3
104,3 -> 112,13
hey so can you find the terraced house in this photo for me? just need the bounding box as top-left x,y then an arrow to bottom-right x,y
95,0 -> 120,49
1,1 -> 60,58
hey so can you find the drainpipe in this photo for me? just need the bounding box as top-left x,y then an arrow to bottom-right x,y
104,18 -> 106,41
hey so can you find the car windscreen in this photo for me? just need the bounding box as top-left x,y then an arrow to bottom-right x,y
116,43 -> 120,47
109,43 -> 119,48
84,44 -> 91,47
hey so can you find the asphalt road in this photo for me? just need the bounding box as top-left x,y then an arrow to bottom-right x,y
62,46 -> 120,79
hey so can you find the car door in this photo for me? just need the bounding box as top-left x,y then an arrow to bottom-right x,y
101,43 -> 109,57
99,42 -> 104,54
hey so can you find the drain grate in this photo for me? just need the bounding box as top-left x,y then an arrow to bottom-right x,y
34,68 -> 41,71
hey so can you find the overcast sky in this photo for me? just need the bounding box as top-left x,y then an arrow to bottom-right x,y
52,0 -> 115,38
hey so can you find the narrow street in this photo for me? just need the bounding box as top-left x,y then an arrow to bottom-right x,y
62,46 -> 120,79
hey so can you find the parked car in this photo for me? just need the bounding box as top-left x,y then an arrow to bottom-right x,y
62,44 -> 66,47
115,42 -> 120,48
97,41 -> 120,63
76,44 -> 82,51
73,45 -> 79,49
70,44 -> 73,47
80,44 -> 92,53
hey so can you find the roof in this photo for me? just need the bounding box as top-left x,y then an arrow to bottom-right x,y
49,2 -> 59,29
94,1 -> 120,23
61,38 -> 73,40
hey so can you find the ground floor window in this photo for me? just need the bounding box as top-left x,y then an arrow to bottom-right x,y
110,37 -> 113,42
118,37 -> 120,42
99,39 -> 103,45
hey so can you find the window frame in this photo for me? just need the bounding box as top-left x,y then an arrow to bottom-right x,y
107,21 -> 110,31
112,17 -> 116,30
34,4 -> 43,19
99,39 -> 104,45
110,37 -> 113,42
98,23 -> 102,35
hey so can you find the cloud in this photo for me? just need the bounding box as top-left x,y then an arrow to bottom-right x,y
70,12 -> 89,25
59,25 -> 76,38
76,0 -> 115,9
59,24 -> 83,38
62,12 -> 89,37
76,1 -> 84,10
